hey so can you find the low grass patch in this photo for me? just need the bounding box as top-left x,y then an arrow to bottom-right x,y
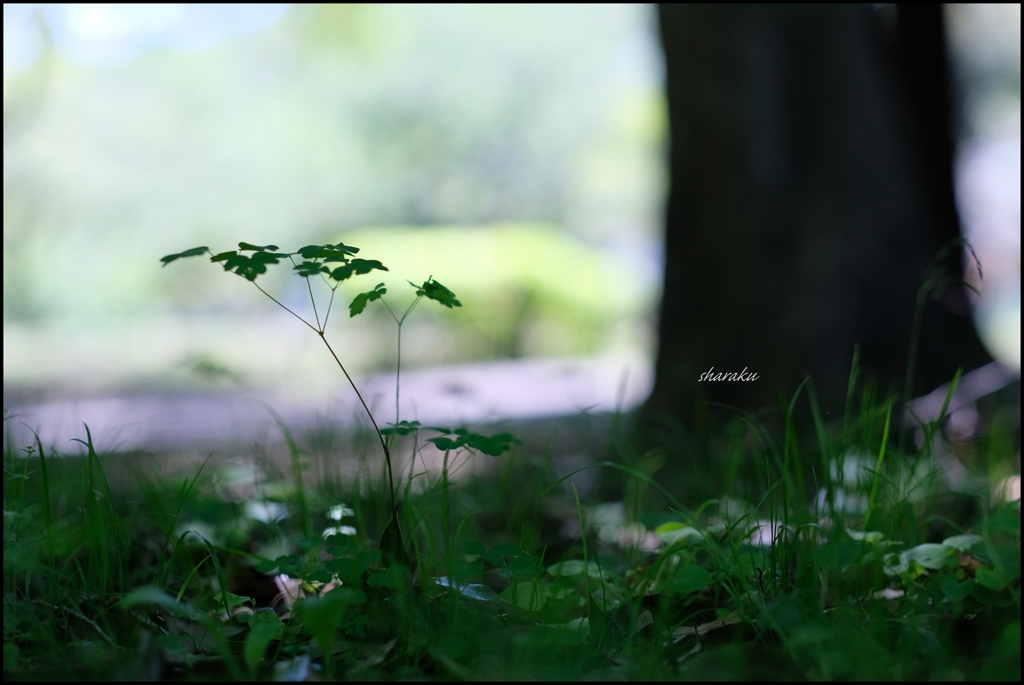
3,368 -> 1020,681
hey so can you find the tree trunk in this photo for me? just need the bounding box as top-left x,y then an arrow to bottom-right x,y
643,4 -> 990,436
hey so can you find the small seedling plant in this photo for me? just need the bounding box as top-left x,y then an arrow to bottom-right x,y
161,241 -> 514,571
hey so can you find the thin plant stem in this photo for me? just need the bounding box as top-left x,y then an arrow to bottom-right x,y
255,277 -> 398,510
442,449 -> 452,576
253,282 -> 319,334
864,400 -> 893,531
317,333 -> 397,512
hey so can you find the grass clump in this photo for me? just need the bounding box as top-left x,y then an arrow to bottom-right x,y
1,239 -> 1019,680
3,374 -> 1020,680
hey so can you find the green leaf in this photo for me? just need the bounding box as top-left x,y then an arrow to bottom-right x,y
427,428 -> 519,456
244,613 -> 284,675
297,245 -> 328,259
117,586 -> 197,617
249,251 -> 282,265
976,565 -> 1010,591
428,436 -> 462,451
306,567 -> 333,584
437,633 -> 471,660
238,242 -> 279,251
452,559 -> 485,580
462,540 -> 487,556
367,564 -> 411,589
940,574 -> 976,602
349,283 -> 387,317
547,560 -> 602,578
319,247 -> 359,262
942,534 -> 983,552
379,508 -> 412,572
410,277 -> 462,308
906,543 -> 954,570
221,592 -> 253,611
461,430 -> 519,456
655,522 -> 705,547
299,536 -> 323,554
502,580 -> 551,612
273,554 -> 302,575
253,559 -> 279,573
327,558 -> 365,586
296,588 -> 366,671
210,250 -> 237,262
294,261 -> 330,278
501,554 -> 542,578
160,246 -> 209,265
325,535 -> 358,556
381,420 -> 422,437
357,549 -> 383,568
331,242 -> 359,253
846,529 -> 886,543
809,541 -> 870,572
219,253 -> 269,281
435,577 -> 529,619
663,566 -> 711,595
488,543 -> 524,557
330,259 -> 388,282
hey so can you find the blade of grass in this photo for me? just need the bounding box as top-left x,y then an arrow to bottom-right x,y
176,554 -> 212,603
864,400 -> 893,530
541,460 -> 683,511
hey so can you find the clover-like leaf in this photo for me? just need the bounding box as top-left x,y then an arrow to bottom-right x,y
427,436 -> 463,452
349,283 -> 387,317
409,277 -> 462,308
488,543 -> 524,557
321,249 -> 357,262
238,242 -> 279,252
330,259 -> 388,282
297,245 -> 330,259
220,254 -> 268,281
294,261 -> 330,278
250,251 -> 282,264
210,250 -> 238,262
297,243 -> 361,261
381,420 -> 422,437
160,246 -> 209,265
220,253 -> 250,271
461,431 -> 519,456
501,554 -> 542,578
328,242 -> 360,254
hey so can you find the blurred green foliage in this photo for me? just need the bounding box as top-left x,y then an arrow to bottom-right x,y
3,4 -> 663,390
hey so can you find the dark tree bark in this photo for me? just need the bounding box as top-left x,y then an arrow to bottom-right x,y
642,4 -> 991,435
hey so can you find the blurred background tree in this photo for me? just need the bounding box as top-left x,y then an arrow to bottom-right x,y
643,4 -> 1003,438
3,4 -> 664,398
